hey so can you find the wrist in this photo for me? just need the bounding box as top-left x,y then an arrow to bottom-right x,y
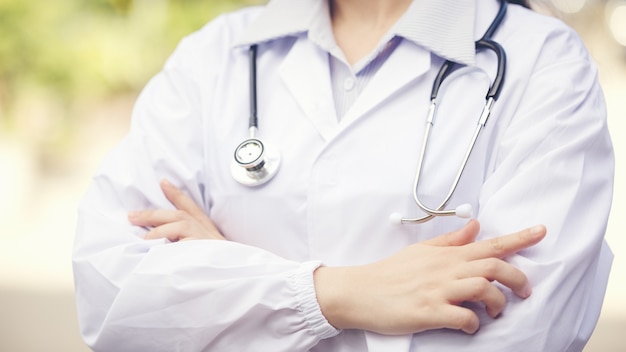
313,265 -> 362,330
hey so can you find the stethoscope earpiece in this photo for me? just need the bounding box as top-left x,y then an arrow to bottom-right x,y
455,204 -> 473,219
389,203 -> 474,225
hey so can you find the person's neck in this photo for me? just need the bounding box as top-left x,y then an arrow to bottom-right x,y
330,0 -> 412,26
329,0 -> 412,65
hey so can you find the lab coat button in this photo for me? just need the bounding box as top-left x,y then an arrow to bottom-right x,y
343,78 -> 355,91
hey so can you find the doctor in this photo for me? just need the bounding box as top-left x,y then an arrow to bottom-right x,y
73,0 -> 614,351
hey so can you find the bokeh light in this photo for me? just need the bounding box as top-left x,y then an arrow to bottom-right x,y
607,1 -> 626,46
551,0 -> 587,13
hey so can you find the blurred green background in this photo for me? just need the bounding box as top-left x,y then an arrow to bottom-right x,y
0,0 -> 624,351
0,0 -> 262,166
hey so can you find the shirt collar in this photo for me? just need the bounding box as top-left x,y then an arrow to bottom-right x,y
234,0 -> 477,66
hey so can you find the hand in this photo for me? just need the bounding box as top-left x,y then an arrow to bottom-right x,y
314,220 -> 546,335
128,179 -> 226,241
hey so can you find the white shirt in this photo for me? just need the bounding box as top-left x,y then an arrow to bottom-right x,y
73,0 -> 614,351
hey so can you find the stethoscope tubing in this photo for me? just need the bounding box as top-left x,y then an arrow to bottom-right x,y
248,44 -> 259,137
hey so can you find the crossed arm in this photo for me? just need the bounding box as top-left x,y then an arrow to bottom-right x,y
128,178 -> 546,336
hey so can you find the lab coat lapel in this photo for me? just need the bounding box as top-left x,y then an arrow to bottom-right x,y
279,37 -> 339,141
340,42 -> 431,128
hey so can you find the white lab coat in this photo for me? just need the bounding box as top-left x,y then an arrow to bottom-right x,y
73,1 -> 614,351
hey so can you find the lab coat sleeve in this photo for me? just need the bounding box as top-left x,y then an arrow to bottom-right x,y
414,23 -> 614,351
72,14 -> 338,352
479,35 -> 614,352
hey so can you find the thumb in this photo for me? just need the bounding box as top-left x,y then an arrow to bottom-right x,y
423,219 -> 480,247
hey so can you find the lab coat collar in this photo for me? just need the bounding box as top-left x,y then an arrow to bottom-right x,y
234,0 -> 477,66
278,35 -> 432,142
395,0 -> 476,66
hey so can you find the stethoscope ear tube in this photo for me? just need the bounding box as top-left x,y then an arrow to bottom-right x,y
476,39 -> 507,101
430,61 -> 456,101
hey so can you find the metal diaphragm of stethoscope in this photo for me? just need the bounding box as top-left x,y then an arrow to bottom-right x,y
231,0 -> 509,224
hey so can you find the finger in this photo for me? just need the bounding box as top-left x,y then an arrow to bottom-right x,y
423,219 -> 480,247
430,305 -> 480,334
128,209 -> 188,228
461,258 -> 531,299
446,277 -> 506,318
464,225 -> 546,261
160,179 -> 219,231
160,179 -> 203,215
143,221 -> 190,242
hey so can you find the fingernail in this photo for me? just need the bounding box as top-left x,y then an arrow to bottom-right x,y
128,211 -> 140,219
530,225 -> 543,234
527,225 -> 545,239
161,178 -> 172,188
523,285 -> 532,298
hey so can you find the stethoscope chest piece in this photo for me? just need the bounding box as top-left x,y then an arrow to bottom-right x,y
231,138 -> 280,186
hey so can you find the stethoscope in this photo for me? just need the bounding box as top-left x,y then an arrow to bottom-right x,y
231,0 -> 509,224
